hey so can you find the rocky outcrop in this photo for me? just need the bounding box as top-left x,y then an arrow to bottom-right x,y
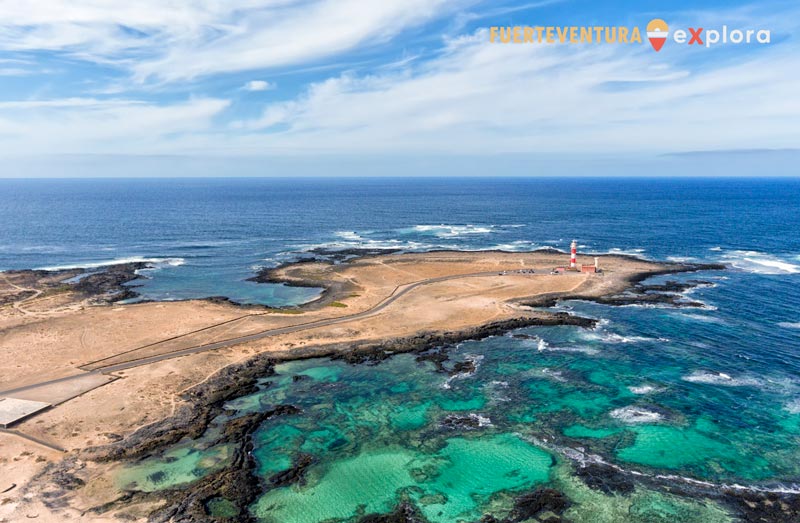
268,453 -> 315,488
575,462 -> 635,495
71,262 -> 149,303
358,502 -> 427,523
81,355 -> 277,462
722,490 -> 800,523
480,488 -> 571,523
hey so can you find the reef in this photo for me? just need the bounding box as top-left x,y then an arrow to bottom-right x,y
358,502 -> 428,523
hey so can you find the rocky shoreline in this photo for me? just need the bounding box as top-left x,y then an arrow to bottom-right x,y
521,263 -> 726,309
40,315 -> 599,522
2,262 -> 149,305
62,270 -> 739,522
28,255 -> 780,523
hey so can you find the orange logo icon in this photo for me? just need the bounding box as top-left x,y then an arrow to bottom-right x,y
647,19 -> 669,51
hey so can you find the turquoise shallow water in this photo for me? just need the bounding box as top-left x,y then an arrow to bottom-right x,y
117,270 -> 800,522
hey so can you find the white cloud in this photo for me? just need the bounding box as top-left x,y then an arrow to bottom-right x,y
226,26 -> 800,154
0,97 -> 229,155
0,67 -> 32,76
0,0 -> 469,82
243,80 -> 274,91
0,1 -> 797,160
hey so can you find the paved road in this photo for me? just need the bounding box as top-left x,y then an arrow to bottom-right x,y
0,269 -> 524,396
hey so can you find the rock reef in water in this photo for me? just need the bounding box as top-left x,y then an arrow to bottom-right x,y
358,502 -> 428,523
575,462 -> 635,495
479,488 -> 570,523
268,453 -> 315,487
2,262 -> 149,304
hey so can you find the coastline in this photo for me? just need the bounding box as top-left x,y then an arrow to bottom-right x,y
0,250 -> 740,522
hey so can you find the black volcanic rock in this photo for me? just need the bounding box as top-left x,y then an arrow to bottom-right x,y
70,262 -> 149,303
268,453 -> 315,487
440,414 -> 484,430
723,490 -> 800,523
576,462 -> 635,495
505,488 -> 570,522
358,502 -> 428,523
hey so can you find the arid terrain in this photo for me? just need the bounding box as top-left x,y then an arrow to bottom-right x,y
0,250 -> 699,522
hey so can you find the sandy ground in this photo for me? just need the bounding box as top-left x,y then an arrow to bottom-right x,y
0,251 -> 669,522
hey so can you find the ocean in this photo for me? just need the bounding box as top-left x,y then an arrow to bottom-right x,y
3,177 -> 800,521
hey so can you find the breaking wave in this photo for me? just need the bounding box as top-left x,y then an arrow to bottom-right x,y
411,224 -> 495,237
529,338 -> 599,355
601,247 -> 648,258
442,354 -> 484,390
580,330 -> 667,344
785,399 -> 800,415
720,250 -> 800,275
673,312 -> 727,324
610,406 -> 663,424
628,385 -> 662,395
682,370 -> 762,387
37,256 -> 185,271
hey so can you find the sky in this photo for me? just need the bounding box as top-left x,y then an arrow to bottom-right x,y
0,0 -> 798,177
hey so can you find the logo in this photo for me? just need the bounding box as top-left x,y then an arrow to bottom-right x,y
488,19 -> 771,51
645,18 -> 772,51
646,19 -> 668,52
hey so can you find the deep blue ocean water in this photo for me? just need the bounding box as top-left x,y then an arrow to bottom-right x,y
1,177 -> 798,302
1,177 -> 799,378
3,177 -> 800,520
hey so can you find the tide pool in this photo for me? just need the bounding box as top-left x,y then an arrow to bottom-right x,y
117,269 -> 800,521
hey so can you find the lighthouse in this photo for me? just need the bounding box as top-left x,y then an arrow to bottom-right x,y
570,240 -> 578,269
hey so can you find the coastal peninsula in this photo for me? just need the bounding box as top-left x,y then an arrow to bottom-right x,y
0,251 -> 730,522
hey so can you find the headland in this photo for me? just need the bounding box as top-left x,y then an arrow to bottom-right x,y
0,250 -> 725,522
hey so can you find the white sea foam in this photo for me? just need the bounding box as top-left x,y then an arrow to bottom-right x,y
297,237 -> 441,253
441,354 -> 484,389
485,381 -> 511,402
721,250 -> 800,275
484,240 -> 539,252
610,406 -> 663,424
468,413 -> 493,427
37,256 -> 185,271
526,435 -> 800,496
528,338 -> 599,355
682,370 -> 762,387
628,385 -> 662,395
581,330 -> 665,344
673,312 -> 726,324
778,322 -> 800,330
709,246 -> 723,252
412,224 -> 495,237
334,231 -> 364,241
687,300 -> 718,311
666,256 -> 697,263
602,247 -> 647,258
540,368 -> 568,382
784,399 -> 800,414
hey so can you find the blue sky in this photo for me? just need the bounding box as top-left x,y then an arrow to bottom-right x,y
0,0 -> 797,176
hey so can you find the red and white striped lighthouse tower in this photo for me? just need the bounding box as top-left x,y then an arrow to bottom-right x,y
570,240 -> 578,269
